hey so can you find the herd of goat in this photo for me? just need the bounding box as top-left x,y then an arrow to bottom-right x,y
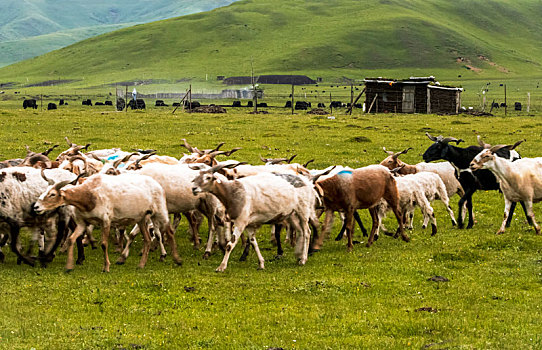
0,133 -> 540,273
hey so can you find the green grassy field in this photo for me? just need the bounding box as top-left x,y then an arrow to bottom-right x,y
0,105 -> 541,349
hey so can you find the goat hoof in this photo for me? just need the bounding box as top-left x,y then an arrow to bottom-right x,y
159,254 -> 166,262
365,242 -> 373,248
174,259 -> 182,266
202,252 -> 211,260
239,256 -> 247,262
374,234 -> 379,241
496,231 -> 505,235
257,266 -> 265,270
65,268 -> 73,273
0,252 -> 4,263
115,259 -> 125,265
76,259 -> 85,265
422,225 -> 427,229
402,235 -> 411,243
17,257 -> 22,265
273,254 -> 283,260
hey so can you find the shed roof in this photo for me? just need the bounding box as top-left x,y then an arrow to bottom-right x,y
364,76 -> 462,91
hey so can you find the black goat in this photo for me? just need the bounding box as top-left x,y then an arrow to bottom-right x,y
422,133 -> 530,229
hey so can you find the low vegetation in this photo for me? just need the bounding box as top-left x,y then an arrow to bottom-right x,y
0,106 -> 541,349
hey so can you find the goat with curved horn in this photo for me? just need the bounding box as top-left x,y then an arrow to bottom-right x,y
65,136 -> 74,147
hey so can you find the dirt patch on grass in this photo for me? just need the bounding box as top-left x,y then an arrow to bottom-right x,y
25,79 -> 79,87
349,136 -> 371,143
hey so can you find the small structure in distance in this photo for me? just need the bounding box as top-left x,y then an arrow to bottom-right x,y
364,76 -> 462,114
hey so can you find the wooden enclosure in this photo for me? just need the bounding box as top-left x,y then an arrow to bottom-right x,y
364,76 -> 462,114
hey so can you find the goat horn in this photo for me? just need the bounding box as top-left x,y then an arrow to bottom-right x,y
132,148 -> 157,154
390,164 -> 406,175
208,150 -> 228,158
134,152 -> 155,166
268,158 -> 289,165
425,132 -> 438,142
70,172 -> 87,186
40,169 -> 55,185
312,166 -> 337,183
382,147 -> 395,155
441,136 -> 463,145
259,155 -> 269,163
208,161 -> 247,174
398,147 -> 412,155
113,152 -> 139,168
506,139 -> 526,150
68,155 -> 88,163
477,135 -> 491,149
42,144 -> 59,156
287,155 -> 297,164
223,147 -> 242,157
25,145 -> 33,156
87,153 -> 102,161
303,159 -> 315,168
489,144 -> 508,153
211,142 -> 225,153
65,136 -> 74,147
181,139 -> 198,153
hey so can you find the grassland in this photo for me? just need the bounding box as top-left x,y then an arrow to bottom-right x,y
0,104 -> 541,349
2,0 -> 542,88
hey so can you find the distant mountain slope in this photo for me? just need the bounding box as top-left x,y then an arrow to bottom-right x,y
2,0 -> 542,84
0,0 -> 238,66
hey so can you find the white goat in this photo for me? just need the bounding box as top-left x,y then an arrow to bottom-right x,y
34,172 -> 182,272
118,162 -> 227,260
0,167 -> 75,266
470,143 -> 542,235
377,171 -> 454,236
191,163 -> 317,272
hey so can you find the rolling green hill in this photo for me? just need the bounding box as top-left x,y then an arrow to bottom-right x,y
0,0 -> 238,67
2,0 -> 542,87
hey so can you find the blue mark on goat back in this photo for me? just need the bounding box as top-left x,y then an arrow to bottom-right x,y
337,170 -> 353,176
106,155 -> 120,161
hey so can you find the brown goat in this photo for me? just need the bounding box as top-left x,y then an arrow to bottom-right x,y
314,165 -> 409,250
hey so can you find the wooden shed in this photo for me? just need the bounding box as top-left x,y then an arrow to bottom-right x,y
364,76 -> 462,114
